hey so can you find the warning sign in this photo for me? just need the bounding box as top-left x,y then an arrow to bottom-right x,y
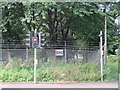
55,49 -> 64,56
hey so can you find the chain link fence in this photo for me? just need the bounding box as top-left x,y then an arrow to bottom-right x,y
1,43 -> 111,82
0,43 -> 100,65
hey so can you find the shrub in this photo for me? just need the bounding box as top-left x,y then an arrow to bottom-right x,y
0,55 -> 118,82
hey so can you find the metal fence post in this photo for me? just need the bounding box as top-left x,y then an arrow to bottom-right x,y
26,47 -> 28,63
0,7 -> 2,63
65,41 -> 67,64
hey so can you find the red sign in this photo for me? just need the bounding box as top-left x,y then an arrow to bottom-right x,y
33,37 -> 38,42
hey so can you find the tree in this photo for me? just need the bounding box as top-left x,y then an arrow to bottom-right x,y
1,2 -> 119,54
2,2 -> 26,45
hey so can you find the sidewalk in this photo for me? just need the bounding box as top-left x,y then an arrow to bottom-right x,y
0,82 -> 118,89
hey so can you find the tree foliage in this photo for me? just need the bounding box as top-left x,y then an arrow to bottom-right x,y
0,2 -> 119,54
2,2 -> 26,44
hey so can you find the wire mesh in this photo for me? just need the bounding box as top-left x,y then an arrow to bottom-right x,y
1,43 -> 100,64
0,43 -> 105,82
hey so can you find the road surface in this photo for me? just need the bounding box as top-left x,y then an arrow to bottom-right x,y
0,82 -> 118,89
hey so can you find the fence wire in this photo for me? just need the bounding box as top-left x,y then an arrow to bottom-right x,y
0,43 -> 100,64
0,43 -> 105,82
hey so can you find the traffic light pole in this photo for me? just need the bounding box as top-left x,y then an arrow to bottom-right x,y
34,29 -> 37,84
34,47 -> 37,84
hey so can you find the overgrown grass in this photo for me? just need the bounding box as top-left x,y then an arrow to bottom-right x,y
104,55 -> 119,81
0,55 -> 118,82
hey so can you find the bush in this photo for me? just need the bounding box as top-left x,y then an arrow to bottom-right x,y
104,55 -> 119,81
0,55 -> 118,82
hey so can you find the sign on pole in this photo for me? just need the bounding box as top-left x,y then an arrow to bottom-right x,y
55,49 -> 64,56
